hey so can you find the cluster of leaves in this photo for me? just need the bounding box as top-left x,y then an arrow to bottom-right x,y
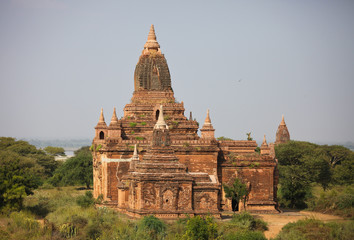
182,215 -> 218,240
49,146 -> 93,189
223,178 -> 248,211
274,218 -> 354,240
0,137 -> 59,212
275,141 -> 354,208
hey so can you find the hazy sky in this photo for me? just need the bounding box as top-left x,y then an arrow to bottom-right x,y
0,0 -> 353,143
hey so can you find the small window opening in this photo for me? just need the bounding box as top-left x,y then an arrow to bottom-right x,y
99,131 -> 104,140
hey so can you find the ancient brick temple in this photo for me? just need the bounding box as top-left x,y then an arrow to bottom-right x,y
92,25 -> 282,218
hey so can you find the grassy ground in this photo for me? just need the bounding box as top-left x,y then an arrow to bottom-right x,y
0,186 -> 268,240
0,186 -> 353,240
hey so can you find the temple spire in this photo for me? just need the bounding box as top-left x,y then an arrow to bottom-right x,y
280,114 -> 286,126
262,135 -> 268,146
132,144 -> 139,161
99,108 -> 105,123
275,114 -> 290,144
144,24 -> 160,50
154,105 -> 169,130
204,109 -> 212,125
110,107 -> 119,125
201,109 -> 215,139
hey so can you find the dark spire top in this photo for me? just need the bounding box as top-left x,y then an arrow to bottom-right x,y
275,114 -> 290,144
134,25 -> 172,92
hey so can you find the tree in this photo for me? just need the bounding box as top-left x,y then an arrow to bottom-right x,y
0,137 -> 59,211
183,215 -> 218,240
223,178 -> 248,211
49,146 -> 93,188
274,140 -> 353,208
0,151 -> 43,211
44,146 -> 66,157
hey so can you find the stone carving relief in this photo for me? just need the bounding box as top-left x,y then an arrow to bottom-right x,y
196,193 -> 215,210
143,183 -> 157,209
178,186 -> 192,210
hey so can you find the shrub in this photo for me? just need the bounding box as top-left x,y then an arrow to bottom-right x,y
183,215 -> 218,240
274,218 -> 354,240
141,122 -> 147,126
137,215 -> 166,239
96,144 -> 102,151
76,191 -> 95,208
306,185 -> 354,218
230,212 -> 268,231
136,137 -> 144,141
129,122 -> 137,127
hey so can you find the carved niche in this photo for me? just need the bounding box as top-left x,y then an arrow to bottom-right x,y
178,185 -> 192,210
142,183 -> 157,209
195,192 -> 215,210
159,184 -> 179,210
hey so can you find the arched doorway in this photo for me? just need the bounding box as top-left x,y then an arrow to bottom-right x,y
232,198 -> 239,211
155,110 -> 160,120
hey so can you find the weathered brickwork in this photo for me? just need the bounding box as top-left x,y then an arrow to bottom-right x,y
91,25 -> 282,218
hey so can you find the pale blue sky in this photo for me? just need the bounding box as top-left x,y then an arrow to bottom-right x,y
0,0 -> 353,143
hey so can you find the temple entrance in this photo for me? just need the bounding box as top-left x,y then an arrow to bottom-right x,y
232,198 -> 239,211
155,110 -> 160,120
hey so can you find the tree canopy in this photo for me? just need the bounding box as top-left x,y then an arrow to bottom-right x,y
223,178 -> 249,211
49,146 -> 93,189
0,137 -> 59,211
43,146 -> 66,156
275,141 -> 354,208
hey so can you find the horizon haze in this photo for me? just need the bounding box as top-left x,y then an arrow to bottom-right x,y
1,0 -> 354,144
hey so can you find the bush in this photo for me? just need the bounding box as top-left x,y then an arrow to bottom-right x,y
183,215 -> 218,240
137,215 -> 166,240
129,122 -> 137,127
76,191 -> 95,208
274,218 -> 354,240
228,212 -> 267,231
306,185 -> 354,218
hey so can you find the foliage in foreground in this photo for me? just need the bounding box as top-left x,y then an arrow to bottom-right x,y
306,185 -> 354,219
0,187 -> 270,240
273,218 -> 354,240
